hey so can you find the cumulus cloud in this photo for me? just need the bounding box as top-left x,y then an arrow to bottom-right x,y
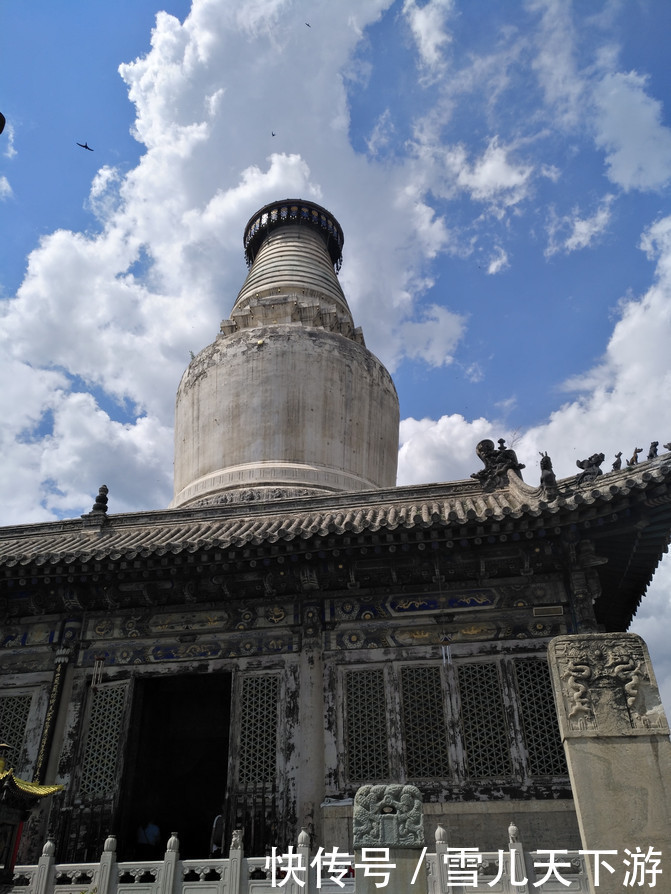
0,176 -> 11,200
87,167 -> 123,221
398,413 -> 498,485
592,71 -> 671,191
0,357 -> 68,523
38,392 -> 173,518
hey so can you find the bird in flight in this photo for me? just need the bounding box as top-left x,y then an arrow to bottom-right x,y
272,131 -> 276,137
77,141 -> 94,151
0,112 -> 6,136
305,22 -> 311,27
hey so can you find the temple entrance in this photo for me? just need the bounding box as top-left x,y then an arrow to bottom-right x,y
118,672 -> 232,860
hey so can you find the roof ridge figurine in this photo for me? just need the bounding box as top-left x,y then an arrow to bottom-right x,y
539,452 -> 558,495
575,452 -> 604,484
471,438 -> 525,490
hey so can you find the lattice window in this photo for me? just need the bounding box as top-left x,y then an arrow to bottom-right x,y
457,662 -> 512,778
344,668 -> 389,782
400,666 -> 451,779
0,693 -> 32,769
514,658 -> 568,776
238,675 -> 279,784
79,683 -> 128,798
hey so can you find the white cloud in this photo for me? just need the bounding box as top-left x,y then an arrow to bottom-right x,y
629,561 -> 671,718
564,194 -> 614,252
495,395 -> 517,414
0,357 -> 68,523
87,166 -> 123,221
1,120 -> 17,159
545,194 -> 615,257
527,0 -> 584,128
445,138 -> 534,211
0,176 -> 11,200
402,0 -> 454,75
399,303 -> 467,368
464,362 -> 484,383
398,413 -> 508,485
640,215 -> 671,278
592,71 -> 671,191
487,245 -> 509,274
540,164 -> 561,183
366,109 -> 395,157
38,391 -> 173,518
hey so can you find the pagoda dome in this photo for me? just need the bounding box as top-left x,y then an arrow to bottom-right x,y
171,199 -> 399,508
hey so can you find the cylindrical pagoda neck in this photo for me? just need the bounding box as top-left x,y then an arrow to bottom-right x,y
233,224 -> 352,322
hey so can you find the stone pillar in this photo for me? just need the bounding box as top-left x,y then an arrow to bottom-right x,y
548,633 -> 671,892
160,832 -> 180,894
228,830 -> 243,894
291,828 -> 312,894
32,839 -> 56,894
432,825 -> 448,894
97,834 -> 117,894
353,785 -> 427,894
507,821 -> 532,892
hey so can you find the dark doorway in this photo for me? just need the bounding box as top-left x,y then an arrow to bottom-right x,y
118,672 -> 232,860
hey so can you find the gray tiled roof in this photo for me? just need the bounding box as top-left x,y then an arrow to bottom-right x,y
1,458 -> 670,568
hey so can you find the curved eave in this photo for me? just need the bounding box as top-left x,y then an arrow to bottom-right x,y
0,459 -> 669,565
0,769 -> 63,800
593,500 -> 671,630
1,459 -> 670,629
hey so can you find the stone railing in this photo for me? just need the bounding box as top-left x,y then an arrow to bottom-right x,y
11,823 -> 591,894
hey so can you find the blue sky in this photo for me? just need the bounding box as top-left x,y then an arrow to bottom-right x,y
2,0 -> 671,703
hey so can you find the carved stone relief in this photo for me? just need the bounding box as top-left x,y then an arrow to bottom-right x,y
353,784 -> 425,848
548,633 -> 669,737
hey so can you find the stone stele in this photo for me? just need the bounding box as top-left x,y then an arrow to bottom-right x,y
548,632 -> 671,891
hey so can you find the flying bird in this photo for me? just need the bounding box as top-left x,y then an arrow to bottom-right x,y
305,22 -> 311,27
76,141 -> 94,151
0,112 -> 5,135
272,131 -> 276,137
